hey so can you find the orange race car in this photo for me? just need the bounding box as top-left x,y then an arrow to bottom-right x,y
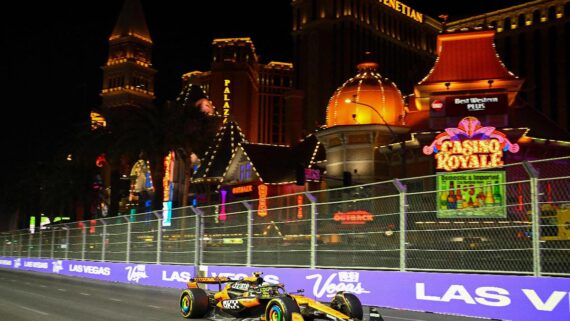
180,272 -> 384,321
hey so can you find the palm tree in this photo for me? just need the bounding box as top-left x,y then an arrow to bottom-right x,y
97,93 -> 219,214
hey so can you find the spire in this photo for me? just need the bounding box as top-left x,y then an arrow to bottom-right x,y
110,0 -> 152,43
101,0 -> 156,109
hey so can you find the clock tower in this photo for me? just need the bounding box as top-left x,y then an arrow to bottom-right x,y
101,0 -> 156,109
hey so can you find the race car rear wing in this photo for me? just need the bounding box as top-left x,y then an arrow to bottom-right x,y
190,277 -> 233,284
186,272 -> 265,290
186,276 -> 234,289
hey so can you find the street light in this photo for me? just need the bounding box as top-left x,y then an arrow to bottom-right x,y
344,95 -> 398,143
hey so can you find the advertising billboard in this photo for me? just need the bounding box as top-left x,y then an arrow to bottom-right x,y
437,171 -> 506,218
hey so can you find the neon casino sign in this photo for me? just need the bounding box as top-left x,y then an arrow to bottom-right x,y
423,117 -> 519,171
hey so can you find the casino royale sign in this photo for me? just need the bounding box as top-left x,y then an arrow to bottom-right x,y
423,117 -> 519,171
435,140 -> 503,171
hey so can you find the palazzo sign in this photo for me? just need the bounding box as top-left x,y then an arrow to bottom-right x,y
223,79 -> 231,123
423,117 -> 519,171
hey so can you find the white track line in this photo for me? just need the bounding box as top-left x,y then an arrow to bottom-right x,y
18,305 -> 49,316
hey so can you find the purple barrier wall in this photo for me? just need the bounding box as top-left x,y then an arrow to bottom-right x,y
204,266 -> 570,321
0,257 -> 195,289
1,257 -> 569,321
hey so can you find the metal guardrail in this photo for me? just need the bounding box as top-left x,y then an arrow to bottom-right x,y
2,156 -> 570,276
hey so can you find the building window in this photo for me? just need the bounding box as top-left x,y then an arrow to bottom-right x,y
548,6 -> 556,20
239,163 -> 252,181
533,10 -> 541,24
518,14 -> 525,28
504,17 -> 512,31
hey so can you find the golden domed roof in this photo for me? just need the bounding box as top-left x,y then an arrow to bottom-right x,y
326,62 -> 404,127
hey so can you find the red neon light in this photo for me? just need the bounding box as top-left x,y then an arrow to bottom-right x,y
297,195 -> 304,219
232,185 -> 253,194
258,184 -> 268,217
220,190 -> 227,222
333,210 -> 374,225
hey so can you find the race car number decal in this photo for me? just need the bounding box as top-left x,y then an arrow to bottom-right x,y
222,300 -> 241,309
231,283 -> 250,290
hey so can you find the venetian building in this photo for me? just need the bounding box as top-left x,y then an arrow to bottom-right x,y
291,0 -> 440,131
447,0 -> 570,131
316,60 -> 409,186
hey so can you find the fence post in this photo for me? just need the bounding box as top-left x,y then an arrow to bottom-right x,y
393,179 -> 407,272
154,212 -> 162,264
18,233 -> 23,257
523,161 -> 541,277
81,223 -> 87,261
123,216 -> 131,264
305,193 -> 318,269
38,230 -> 43,258
101,219 -> 107,262
2,234 -> 6,257
50,229 -> 55,259
27,232 -> 32,258
242,202 -> 253,267
64,225 -> 70,260
190,207 -> 203,267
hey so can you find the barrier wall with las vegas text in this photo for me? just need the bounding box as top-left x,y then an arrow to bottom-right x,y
1,257 -> 569,321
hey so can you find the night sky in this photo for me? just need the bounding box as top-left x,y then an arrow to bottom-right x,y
0,0 -> 530,226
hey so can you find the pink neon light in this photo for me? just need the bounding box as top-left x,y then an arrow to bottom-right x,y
423,116 -> 519,156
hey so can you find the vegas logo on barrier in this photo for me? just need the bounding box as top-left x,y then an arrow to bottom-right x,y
52,260 -> 64,273
306,272 -> 371,298
126,265 -> 148,283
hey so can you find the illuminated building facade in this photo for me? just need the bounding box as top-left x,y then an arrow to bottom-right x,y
189,120 -> 325,217
448,0 -> 570,131
317,27 -> 570,187
182,38 -> 303,145
95,0 -> 159,217
291,0 -> 441,130
101,0 -> 156,109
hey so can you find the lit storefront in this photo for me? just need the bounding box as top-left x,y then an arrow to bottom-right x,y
189,120 -> 325,220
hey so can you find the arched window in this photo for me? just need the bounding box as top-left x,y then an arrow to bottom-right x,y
518,14 -> 525,27
548,6 -> 556,20
533,10 -> 541,24
565,2 -> 570,16
504,17 -> 512,31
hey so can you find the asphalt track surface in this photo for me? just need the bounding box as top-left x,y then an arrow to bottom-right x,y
0,269 -> 495,321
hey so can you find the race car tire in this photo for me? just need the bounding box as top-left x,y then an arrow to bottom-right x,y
265,296 -> 301,321
331,292 -> 363,320
180,288 -> 210,318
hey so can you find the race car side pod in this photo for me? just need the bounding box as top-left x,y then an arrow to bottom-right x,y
369,307 -> 385,321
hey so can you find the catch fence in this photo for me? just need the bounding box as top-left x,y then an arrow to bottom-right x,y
2,157 -> 569,276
